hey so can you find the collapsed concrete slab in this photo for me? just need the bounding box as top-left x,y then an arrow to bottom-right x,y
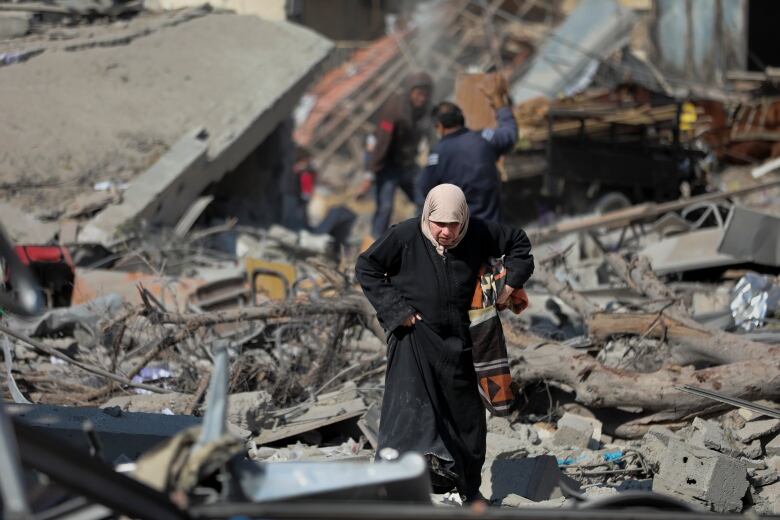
0,12 -> 333,244
652,438 -> 748,513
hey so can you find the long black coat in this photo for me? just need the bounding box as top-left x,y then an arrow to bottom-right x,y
355,217 -> 534,497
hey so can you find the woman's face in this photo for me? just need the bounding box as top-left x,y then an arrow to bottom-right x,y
429,221 -> 461,247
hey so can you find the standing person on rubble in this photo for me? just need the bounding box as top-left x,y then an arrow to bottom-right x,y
356,71 -> 434,238
280,147 -> 317,231
418,75 -> 517,223
355,184 -> 534,503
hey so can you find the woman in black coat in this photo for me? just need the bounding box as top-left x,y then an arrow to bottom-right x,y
355,184 -> 534,501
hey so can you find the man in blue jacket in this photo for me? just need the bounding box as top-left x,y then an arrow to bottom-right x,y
418,77 -> 517,223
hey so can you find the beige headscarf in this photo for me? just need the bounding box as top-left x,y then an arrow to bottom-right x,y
421,184 -> 470,255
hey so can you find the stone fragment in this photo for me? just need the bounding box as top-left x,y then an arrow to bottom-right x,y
485,433 -> 530,460
652,439 -> 749,513
766,433 -> 780,457
225,390 -> 273,431
767,456 -> 780,474
736,419 -> 780,443
553,413 -> 596,449
750,481 -> 780,515
639,425 -> 681,471
688,417 -> 740,457
0,12 -> 30,40
749,468 -> 780,487
740,438 -> 764,459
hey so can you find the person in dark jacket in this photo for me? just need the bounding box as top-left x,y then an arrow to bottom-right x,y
357,71 -> 434,238
355,184 -> 534,502
418,77 -> 517,222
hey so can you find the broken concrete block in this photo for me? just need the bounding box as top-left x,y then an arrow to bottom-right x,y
487,417 -> 540,445
741,438 -> 764,460
480,455 -> 581,504
640,425 -> 681,471
553,413 -> 595,449
750,481 -> 780,515
768,456 -> 780,473
0,12 -> 30,39
737,418 -> 780,443
688,417 -> 740,458
485,433 -> 529,460
652,439 -> 748,513
749,468 -> 780,487
767,434 -> 780,457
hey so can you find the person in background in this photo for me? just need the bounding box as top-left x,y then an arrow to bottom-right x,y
418,75 -> 517,223
281,147 -> 317,231
355,184 -> 534,503
356,71 -> 434,238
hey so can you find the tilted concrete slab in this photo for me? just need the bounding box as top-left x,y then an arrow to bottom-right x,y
0,12 -> 332,243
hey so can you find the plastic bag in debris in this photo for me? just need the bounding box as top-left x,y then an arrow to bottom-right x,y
730,272 -> 780,331
132,365 -> 173,395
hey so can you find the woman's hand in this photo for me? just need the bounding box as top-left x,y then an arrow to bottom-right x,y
496,284 -> 516,309
402,312 -> 423,327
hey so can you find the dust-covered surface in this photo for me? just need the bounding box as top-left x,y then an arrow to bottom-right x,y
0,10 -> 330,212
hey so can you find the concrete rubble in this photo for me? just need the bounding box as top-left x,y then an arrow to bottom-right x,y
1,0 -> 780,517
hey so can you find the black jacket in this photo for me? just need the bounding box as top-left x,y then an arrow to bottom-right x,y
355,216 -> 534,338
419,106 -> 518,222
369,94 -> 430,173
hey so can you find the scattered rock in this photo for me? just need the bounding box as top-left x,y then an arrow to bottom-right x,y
553,413 -> 597,449
766,433 -> 780,457
687,417 -> 741,458
224,390 -> 273,431
639,425 -> 681,471
749,468 -> 780,487
485,432 -> 530,459
740,438 -> 764,459
102,392 -> 191,415
767,456 -> 780,473
500,494 -> 567,508
750,481 -> 780,515
737,418 -> 780,443
0,12 -> 31,40
583,485 -> 618,498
